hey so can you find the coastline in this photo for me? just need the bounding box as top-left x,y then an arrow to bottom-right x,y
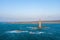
6,20 -> 60,24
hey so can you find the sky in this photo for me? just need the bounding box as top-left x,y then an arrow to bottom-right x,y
0,0 -> 60,22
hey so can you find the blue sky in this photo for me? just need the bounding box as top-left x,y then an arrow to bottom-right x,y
0,0 -> 60,22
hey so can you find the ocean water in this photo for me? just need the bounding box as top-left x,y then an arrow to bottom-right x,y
0,22 -> 60,40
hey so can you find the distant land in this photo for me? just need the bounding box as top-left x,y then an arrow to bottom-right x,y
6,20 -> 60,24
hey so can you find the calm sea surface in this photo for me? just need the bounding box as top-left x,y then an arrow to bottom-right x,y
0,22 -> 60,40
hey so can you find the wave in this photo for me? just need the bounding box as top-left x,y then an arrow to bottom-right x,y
5,30 -> 28,33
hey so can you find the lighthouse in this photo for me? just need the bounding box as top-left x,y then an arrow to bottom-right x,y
38,19 -> 42,29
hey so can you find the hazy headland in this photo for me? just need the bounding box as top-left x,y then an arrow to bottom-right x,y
6,20 -> 60,24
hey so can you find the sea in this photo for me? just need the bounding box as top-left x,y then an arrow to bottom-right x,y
0,22 -> 60,40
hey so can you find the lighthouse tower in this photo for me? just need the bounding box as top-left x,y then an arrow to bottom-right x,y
38,19 -> 42,29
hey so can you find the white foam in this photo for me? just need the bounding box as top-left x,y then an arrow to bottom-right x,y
5,30 -> 28,33
27,27 -> 38,30
29,31 -> 45,34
